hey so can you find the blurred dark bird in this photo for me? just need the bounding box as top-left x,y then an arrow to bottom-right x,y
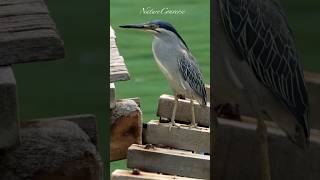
214,0 -> 310,179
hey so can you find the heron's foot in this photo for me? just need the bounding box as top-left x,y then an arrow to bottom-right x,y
169,121 -> 180,131
189,123 -> 198,129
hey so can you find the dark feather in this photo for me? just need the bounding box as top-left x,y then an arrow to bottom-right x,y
219,0 -> 310,138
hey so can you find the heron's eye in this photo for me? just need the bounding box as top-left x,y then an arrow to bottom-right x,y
150,24 -> 158,29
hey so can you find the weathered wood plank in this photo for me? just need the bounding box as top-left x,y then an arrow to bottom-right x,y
110,26 -> 130,82
213,70 -> 320,130
214,117 -> 320,180
111,99 -> 142,161
143,120 -> 210,154
22,114 -> 97,145
111,169 -> 203,180
127,144 -> 210,179
0,0 -> 65,65
110,83 -> 116,109
0,66 -> 19,149
157,94 -> 210,127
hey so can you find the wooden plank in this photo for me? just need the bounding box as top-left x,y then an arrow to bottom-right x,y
157,94 -> 210,127
110,26 -> 130,82
111,169 -> 203,180
110,83 -> 116,109
214,117 -> 320,180
213,70 -> 320,130
0,66 -> 19,149
111,99 -> 142,161
127,144 -> 210,179
143,120 -> 210,154
0,0 -> 65,65
22,114 -> 97,145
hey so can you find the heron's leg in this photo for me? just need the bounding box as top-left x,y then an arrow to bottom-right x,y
169,96 -> 179,130
257,118 -> 271,180
189,99 -> 198,128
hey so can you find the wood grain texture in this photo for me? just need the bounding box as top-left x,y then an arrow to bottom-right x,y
157,94 -> 210,127
214,117 -> 320,180
143,120 -> 210,154
127,144 -> 210,179
0,0 -> 65,65
110,26 -> 130,82
111,169 -> 203,180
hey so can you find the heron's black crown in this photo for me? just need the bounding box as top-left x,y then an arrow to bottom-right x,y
150,20 -> 189,49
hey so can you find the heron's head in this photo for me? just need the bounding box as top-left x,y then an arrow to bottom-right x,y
119,20 -> 188,49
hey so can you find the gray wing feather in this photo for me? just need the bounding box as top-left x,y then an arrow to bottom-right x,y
178,52 -> 207,105
219,0 -> 310,137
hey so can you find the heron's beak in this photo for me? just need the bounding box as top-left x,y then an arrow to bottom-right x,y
119,23 -> 154,31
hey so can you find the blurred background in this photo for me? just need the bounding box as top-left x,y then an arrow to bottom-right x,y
110,0 -> 210,173
11,0 -> 108,176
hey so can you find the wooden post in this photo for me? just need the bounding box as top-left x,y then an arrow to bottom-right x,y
111,99 -> 142,161
0,66 -> 19,149
127,144 -> 210,179
143,120 -> 210,154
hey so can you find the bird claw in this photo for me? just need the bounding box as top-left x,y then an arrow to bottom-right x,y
169,122 -> 180,131
189,123 -> 198,129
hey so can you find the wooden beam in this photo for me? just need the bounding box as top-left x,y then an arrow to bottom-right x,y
111,99 -> 142,161
110,83 -> 116,109
111,169 -> 203,180
157,94 -> 210,127
110,26 -> 130,82
214,117 -> 320,180
0,0 -> 64,65
143,120 -> 210,154
127,144 -> 210,179
0,66 -> 19,149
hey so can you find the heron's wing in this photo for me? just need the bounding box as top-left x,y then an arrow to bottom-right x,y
178,50 -> 207,105
219,0 -> 309,137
